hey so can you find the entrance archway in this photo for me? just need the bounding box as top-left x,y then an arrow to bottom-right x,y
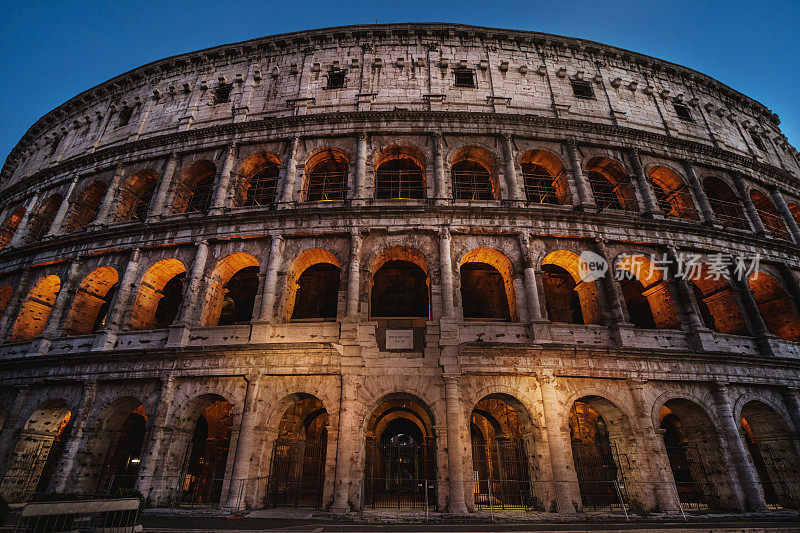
363,395 -> 437,509
266,395 -> 328,508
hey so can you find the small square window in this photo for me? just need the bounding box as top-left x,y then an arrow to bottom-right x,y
212,83 -> 233,104
454,69 -> 475,88
751,132 -> 766,151
116,106 -> 133,127
327,70 -> 346,89
570,80 -> 595,100
673,102 -> 693,122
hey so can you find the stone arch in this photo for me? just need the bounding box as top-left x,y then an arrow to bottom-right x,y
451,145 -> 499,201
26,195 -> 63,243
687,263 -> 748,335
374,144 -> 426,199
702,176 -> 749,230
541,250 -> 602,325
172,160 -> 216,214
458,248 -> 517,321
369,246 -> 430,319
0,285 -> 13,321
200,252 -> 260,327
585,157 -> 637,212
284,248 -> 341,322
0,205 -> 26,247
64,180 -> 107,233
303,148 -> 348,202
62,266 -> 119,336
748,272 -> 800,341
9,274 -> 61,342
787,201 -> 800,229
519,149 -> 571,205
0,399 -> 72,502
114,169 -> 159,223
128,258 -> 186,330
647,166 -> 699,220
614,253 -> 680,329
233,151 -> 281,208
750,189 -> 791,240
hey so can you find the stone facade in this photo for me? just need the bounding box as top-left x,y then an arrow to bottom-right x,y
0,23 -> 799,515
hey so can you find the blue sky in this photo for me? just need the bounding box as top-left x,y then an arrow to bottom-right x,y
1,1 -> 798,165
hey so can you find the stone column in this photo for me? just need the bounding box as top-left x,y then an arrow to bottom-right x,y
257,233 -> 284,322
147,152 -> 179,221
331,374 -> 358,513
730,171 -> 766,235
0,386 -> 32,477
92,163 -> 126,227
93,247 -> 141,351
781,387 -> 800,458
501,134 -> 524,202
345,229 -> 362,318
0,268 -> 32,340
593,238 -> 633,345
770,187 -> 800,243
136,375 -> 177,499
681,160 -> 719,225
45,178 -> 79,237
443,375 -> 468,513
627,380 -> 680,512
279,137 -> 300,206
210,142 -> 239,215
565,139 -> 593,208
225,375 -> 261,509
628,148 -> 662,217
353,132 -> 368,203
37,258 -> 83,354
9,195 -> 40,247
433,133 -> 448,202
537,371 -> 577,513
166,240 -> 209,347
728,264 -> 774,356
50,380 -> 98,492
518,232 -> 550,341
439,227 -> 455,317
665,246 -> 713,352
711,383 -> 768,511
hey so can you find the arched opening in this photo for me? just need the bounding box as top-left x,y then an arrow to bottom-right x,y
459,248 -> 517,321
364,395 -> 437,509
749,272 -> 800,341
62,267 -> 119,336
303,149 -> 347,202
660,399 -> 737,510
471,395 -> 542,510
128,259 -> 186,330
648,166 -> 699,220
175,396 -> 233,506
114,170 -> 158,223
375,145 -> 426,199
0,400 -> 72,503
541,250 -> 603,325
688,264 -> 748,335
451,146 -> 497,201
286,249 -> 341,321
370,248 -> 430,320
75,398 -> 147,496
266,395 -> 328,508
0,285 -> 13,320
703,177 -> 749,230
750,190 -> 791,240
615,255 -> 680,329
172,160 -> 216,214
520,150 -> 570,205
740,401 -> 800,509
201,253 -> 260,327
0,206 -> 26,247
234,152 -> 281,208
569,397 -> 643,511
64,181 -> 107,233
26,195 -> 63,242
787,202 -> 800,230
585,157 -> 637,212
9,274 -> 61,342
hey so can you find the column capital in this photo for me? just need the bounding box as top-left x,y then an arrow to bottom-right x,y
439,225 -> 451,239
537,369 -> 556,385
564,137 -> 578,148
115,162 -> 125,173
442,374 -> 460,385
357,131 -> 368,141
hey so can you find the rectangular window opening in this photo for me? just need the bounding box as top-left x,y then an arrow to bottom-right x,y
454,69 -> 475,88
751,132 -> 766,151
673,102 -> 693,122
213,84 -> 233,104
327,70 -> 346,89
570,80 -> 595,100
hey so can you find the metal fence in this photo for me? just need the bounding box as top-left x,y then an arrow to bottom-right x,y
14,498 -> 140,533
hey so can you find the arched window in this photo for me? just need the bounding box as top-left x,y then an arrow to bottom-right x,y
541,250 -> 603,325
749,272 -> 800,341
128,259 -> 186,331
9,275 -> 61,342
648,166 -> 699,220
787,202 -> 800,229
285,249 -> 341,321
114,170 -> 158,223
64,181 -> 107,233
172,160 -> 216,214
451,146 -> 497,201
615,255 -> 680,329
0,285 -> 13,320
26,195 -> 62,242
688,263 -> 747,335
62,267 -> 119,336
235,152 -> 281,208
0,206 -> 26,247
586,157 -> 637,212
375,146 -> 425,199
201,253 -> 260,327
371,254 -> 429,319
750,190 -> 791,240
703,176 -> 749,229
459,248 -> 517,321
520,150 -> 570,205
304,149 -> 347,202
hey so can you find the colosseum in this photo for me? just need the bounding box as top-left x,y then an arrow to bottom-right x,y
0,22 -> 798,517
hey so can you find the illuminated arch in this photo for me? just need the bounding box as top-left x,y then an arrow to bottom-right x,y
648,166 -> 698,220
585,157 -> 637,212
750,189 -> 790,240
0,285 -> 13,321
541,250 -> 602,325
615,254 -> 679,329
0,206 -> 26,247
285,249 -> 341,321
459,248 -> 517,321
62,266 -> 120,336
172,160 -> 216,214
234,151 -> 281,207
64,181 -> 107,233
370,247 -> 430,319
128,258 -> 187,330
520,149 -> 570,205
748,272 -> 800,341
687,263 -> 747,335
201,252 -> 260,326
114,169 -> 159,223
9,274 -> 61,342
303,148 -> 348,202
27,195 -> 63,242
703,176 -> 748,230
374,144 -> 426,199
451,146 -> 498,201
